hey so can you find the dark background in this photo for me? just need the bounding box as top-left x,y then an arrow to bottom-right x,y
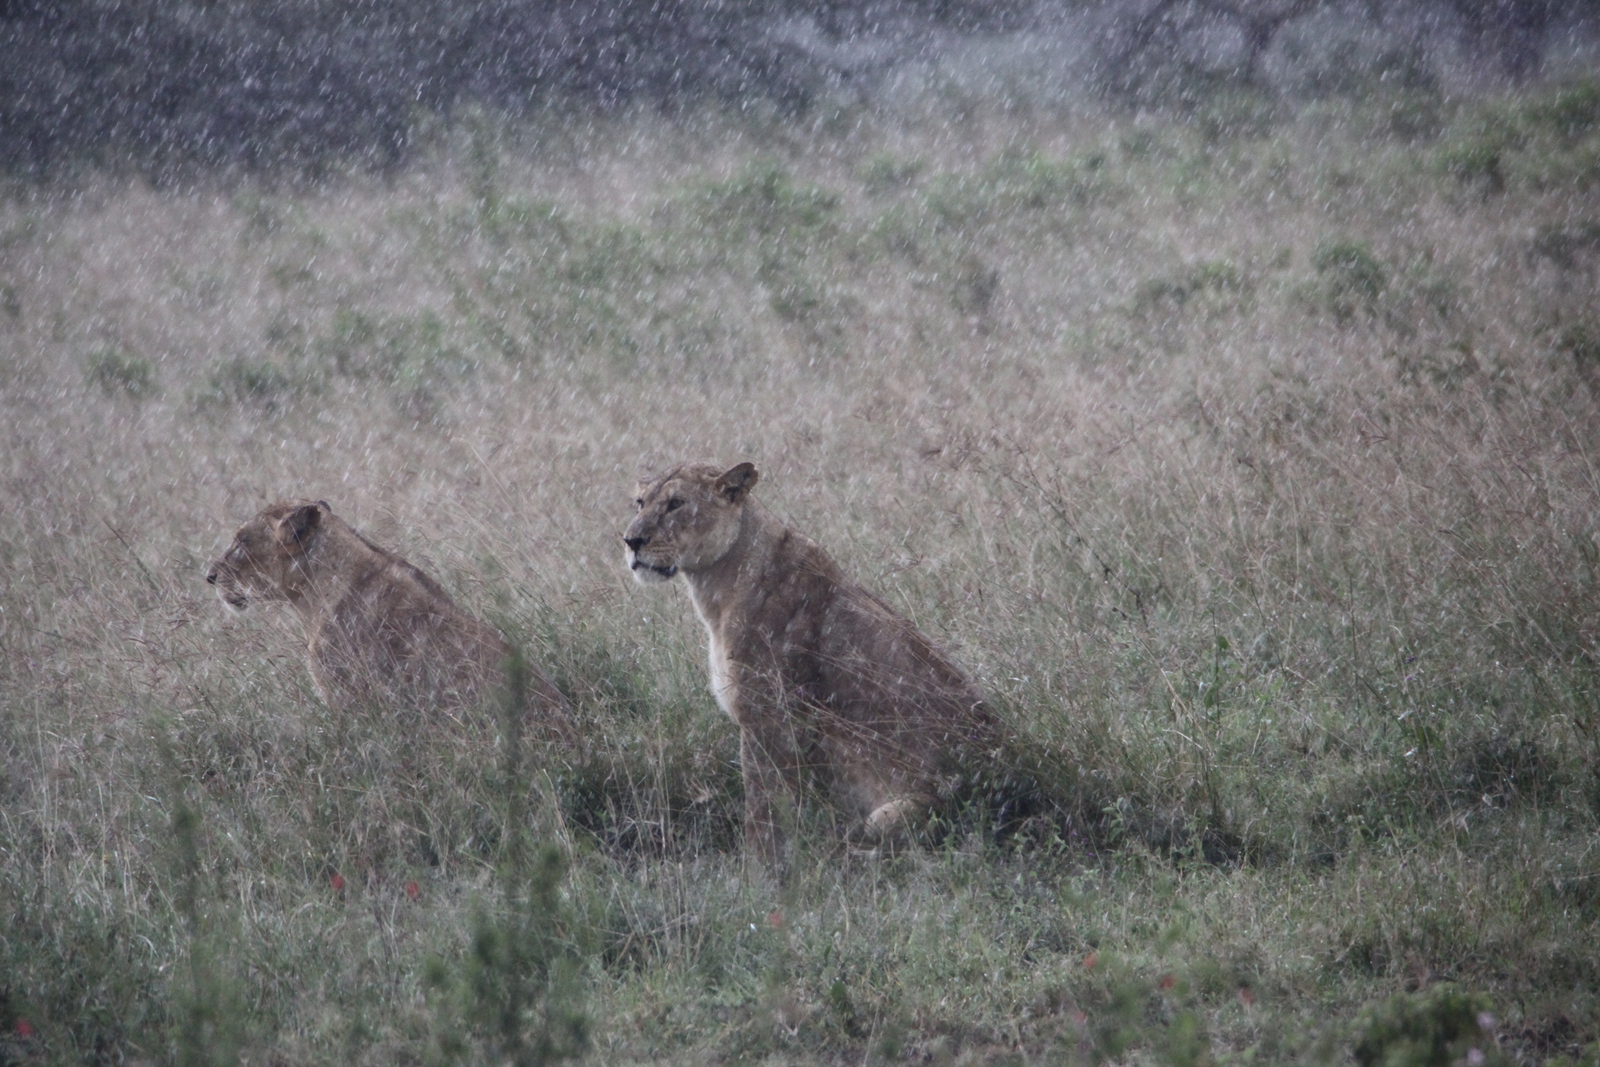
0,0 -> 1593,177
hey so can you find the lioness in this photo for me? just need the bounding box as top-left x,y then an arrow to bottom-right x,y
207,499 -> 570,728
623,462 -> 998,866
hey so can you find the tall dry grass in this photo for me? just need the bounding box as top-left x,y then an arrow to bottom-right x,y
2,84 -> 1599,1063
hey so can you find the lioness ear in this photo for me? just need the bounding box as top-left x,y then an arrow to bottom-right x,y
277,502 -> 323,551
715,462 -> 759,503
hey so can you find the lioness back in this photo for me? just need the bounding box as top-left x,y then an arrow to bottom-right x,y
623,462 -> 997,866
208,499 -> 570,728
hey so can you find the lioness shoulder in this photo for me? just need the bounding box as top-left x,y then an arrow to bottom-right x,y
623,463 -> 998,866
208,499 -> 570,729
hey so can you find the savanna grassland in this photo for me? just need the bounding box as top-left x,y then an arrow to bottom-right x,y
3,75 -> 1600,1066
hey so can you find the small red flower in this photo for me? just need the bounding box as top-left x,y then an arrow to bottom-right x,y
1159,973 -> 1176,990
1083,951 -> 1098,970
1239,986 -> 1255,1006
766,910 -> 784,929
330,871 -> 346,892
404,880 -> 421,901
15,1018 -> 34,1038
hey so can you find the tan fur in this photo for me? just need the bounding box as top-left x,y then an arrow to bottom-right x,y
623,463 -> 998,866
208,499 -> 570,730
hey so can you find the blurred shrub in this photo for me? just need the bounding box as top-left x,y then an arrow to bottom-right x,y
1527,220 -> 1600,270
440,200 -> 660,366
234,192 -> 294,239
195,357 -> 301,411
318,309 -> 472,387
1311,240 -> 1387,322
1377,256 -> 1463,339
1438,138 -> 1507,193
1352,985 -> 1507,1067
759,250 -> 835,330
1436,80 -> 1600,194
1548,1046 -> 1600,1067
1135,259 -> 1248,314
425,844 -> 587,1066
86,348 -> 159,399
1552,321 -> 1600,377
950,252 -> 1001,317
924,149 -> 1111,229
1522,78 -> 1600,142
167,796 -> 248,1067
682,161 -> 856,347
992,150 -> 1109,210
426,654 -> 587,1066
857,152 -> 924,194
0,888 -> 164,1062
690,159 -> 841,241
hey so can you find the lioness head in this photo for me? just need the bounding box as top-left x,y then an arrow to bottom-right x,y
623,462 -> 759,583
206,499 -> 327,609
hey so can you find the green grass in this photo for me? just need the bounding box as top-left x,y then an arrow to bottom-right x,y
2,78 -> 1600,1065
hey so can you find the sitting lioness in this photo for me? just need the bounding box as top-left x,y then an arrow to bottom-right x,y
207,499 -> 570,728
623,462 -> 998,866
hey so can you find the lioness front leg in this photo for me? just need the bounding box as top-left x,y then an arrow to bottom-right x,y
737,720 -> 805,870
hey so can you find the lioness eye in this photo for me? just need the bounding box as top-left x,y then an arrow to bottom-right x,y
634,498 -> 643,509
666,497 -> 684,512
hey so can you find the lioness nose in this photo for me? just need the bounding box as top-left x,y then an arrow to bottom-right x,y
205,567 -> 218,585
623,534 -> 648,552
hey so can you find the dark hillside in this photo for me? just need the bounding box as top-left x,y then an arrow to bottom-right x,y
0,0 -> 1034,176
0,0 -> 1591,178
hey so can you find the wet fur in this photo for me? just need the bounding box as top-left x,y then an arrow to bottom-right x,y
623,463 -> 999,867
208,499 -> 570,729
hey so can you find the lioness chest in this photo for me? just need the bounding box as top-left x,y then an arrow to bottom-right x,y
706,630 -> 739,720
694,567 -> 829,727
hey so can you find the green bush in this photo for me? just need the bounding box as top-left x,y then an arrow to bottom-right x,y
1438,139 -> 1505,193
425,654 -> 588,1067
0,889 -> 165,1062
922,149 -> 1111,229
1524,78 -> 1600,141
318,309 -> 472,386
1545,1044 -> 1600,1067
1433,81 -> 1600,194
1352,986 -> 1507,1067
425,844 -> 587,1067
857,152 -> 924,194
168,796 -> 249,1067
689,159 -> 841,241
87,347 -> 159,399
439,197 -> 711,367
1311,240 -> 1387,322
196,357 -> 300,410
